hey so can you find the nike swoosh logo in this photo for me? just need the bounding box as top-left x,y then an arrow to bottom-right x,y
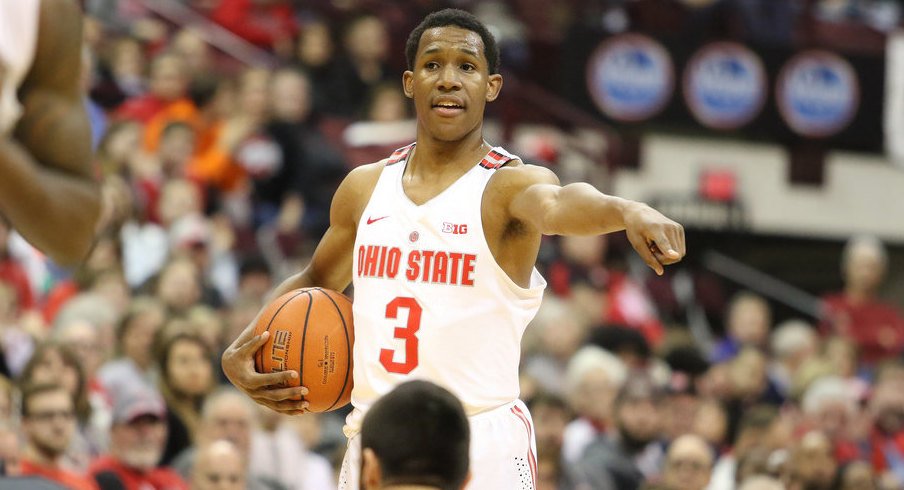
366,216 -> 389,225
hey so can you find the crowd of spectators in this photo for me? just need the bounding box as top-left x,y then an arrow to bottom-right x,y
0,1 -> 902,490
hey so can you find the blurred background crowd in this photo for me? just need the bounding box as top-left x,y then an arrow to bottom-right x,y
1,0 -> 903,489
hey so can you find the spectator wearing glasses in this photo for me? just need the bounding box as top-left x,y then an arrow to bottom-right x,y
19,383 -> 98,490
18,341 -> 95,471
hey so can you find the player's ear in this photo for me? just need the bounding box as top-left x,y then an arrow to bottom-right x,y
361,448 -> 383,490
485,73 -> 503,102
403,71 -> 415,99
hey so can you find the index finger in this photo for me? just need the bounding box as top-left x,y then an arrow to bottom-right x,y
229,322 -> 259,350
237,330 -> 270,355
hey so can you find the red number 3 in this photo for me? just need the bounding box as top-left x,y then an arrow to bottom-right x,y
379,297 -> 422,374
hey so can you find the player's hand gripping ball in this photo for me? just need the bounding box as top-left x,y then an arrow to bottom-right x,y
254,288 -> 354,412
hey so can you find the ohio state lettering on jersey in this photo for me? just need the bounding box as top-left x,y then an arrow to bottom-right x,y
356,245 -> 476,286
347,142 -> 547,437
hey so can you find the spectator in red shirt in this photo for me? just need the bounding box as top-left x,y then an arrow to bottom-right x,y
820,236 -> 904,366
88,384 -> 187,490
19,383 -> 99,490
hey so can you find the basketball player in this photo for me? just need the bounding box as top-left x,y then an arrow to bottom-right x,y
223,9 -> 685,489
0,0 -> 100,266
359,380 -> 470,490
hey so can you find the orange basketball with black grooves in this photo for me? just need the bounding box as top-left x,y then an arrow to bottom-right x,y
253,288 -> 354,413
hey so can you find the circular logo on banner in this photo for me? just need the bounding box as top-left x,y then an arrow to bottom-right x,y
777,50 -> 859,138
586,33 -> 674,122
683,42 -> 767,130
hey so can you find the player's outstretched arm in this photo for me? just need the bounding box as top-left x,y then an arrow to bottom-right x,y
504,165 -> 685,275
222,163 -> 381,414
0,0 -> 100,266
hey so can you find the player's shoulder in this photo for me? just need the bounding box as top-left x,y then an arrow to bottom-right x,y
489,160 -> 560,192
332,160 -> 387,219
341,159 -> 387,191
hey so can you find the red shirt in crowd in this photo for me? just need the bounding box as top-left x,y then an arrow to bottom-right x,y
0,257 -> 34,312
42,279 -> 79,324
88,456 -> 188,490
115,95 -> 170,124
820,293 -> 904,365
870,429 -> 904,474
20,459 -> 100,490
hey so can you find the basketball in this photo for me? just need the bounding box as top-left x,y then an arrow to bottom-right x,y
254,288 -> 354,413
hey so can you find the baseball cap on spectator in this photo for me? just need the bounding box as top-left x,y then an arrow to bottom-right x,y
112,384 -> 166,424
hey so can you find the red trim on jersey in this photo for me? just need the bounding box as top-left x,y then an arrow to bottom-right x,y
479,149 -> 512,169
388,143 -> 516,169
511,406 -> 538,489
385,143 -> 415,166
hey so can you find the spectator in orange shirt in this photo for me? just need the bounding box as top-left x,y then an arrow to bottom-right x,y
117,52 -> 191,124
187,68 -> 270,194
19,383 -> 99,490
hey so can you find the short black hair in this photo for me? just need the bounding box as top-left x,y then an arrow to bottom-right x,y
361,381 -> 470,490
405,9 -> 500,74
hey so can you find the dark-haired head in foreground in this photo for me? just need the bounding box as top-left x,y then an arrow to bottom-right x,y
360,381 -> 471,490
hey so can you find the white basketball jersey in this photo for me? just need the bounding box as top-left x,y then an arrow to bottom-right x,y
0,0 -> 41,136
346,143 -> 546,436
